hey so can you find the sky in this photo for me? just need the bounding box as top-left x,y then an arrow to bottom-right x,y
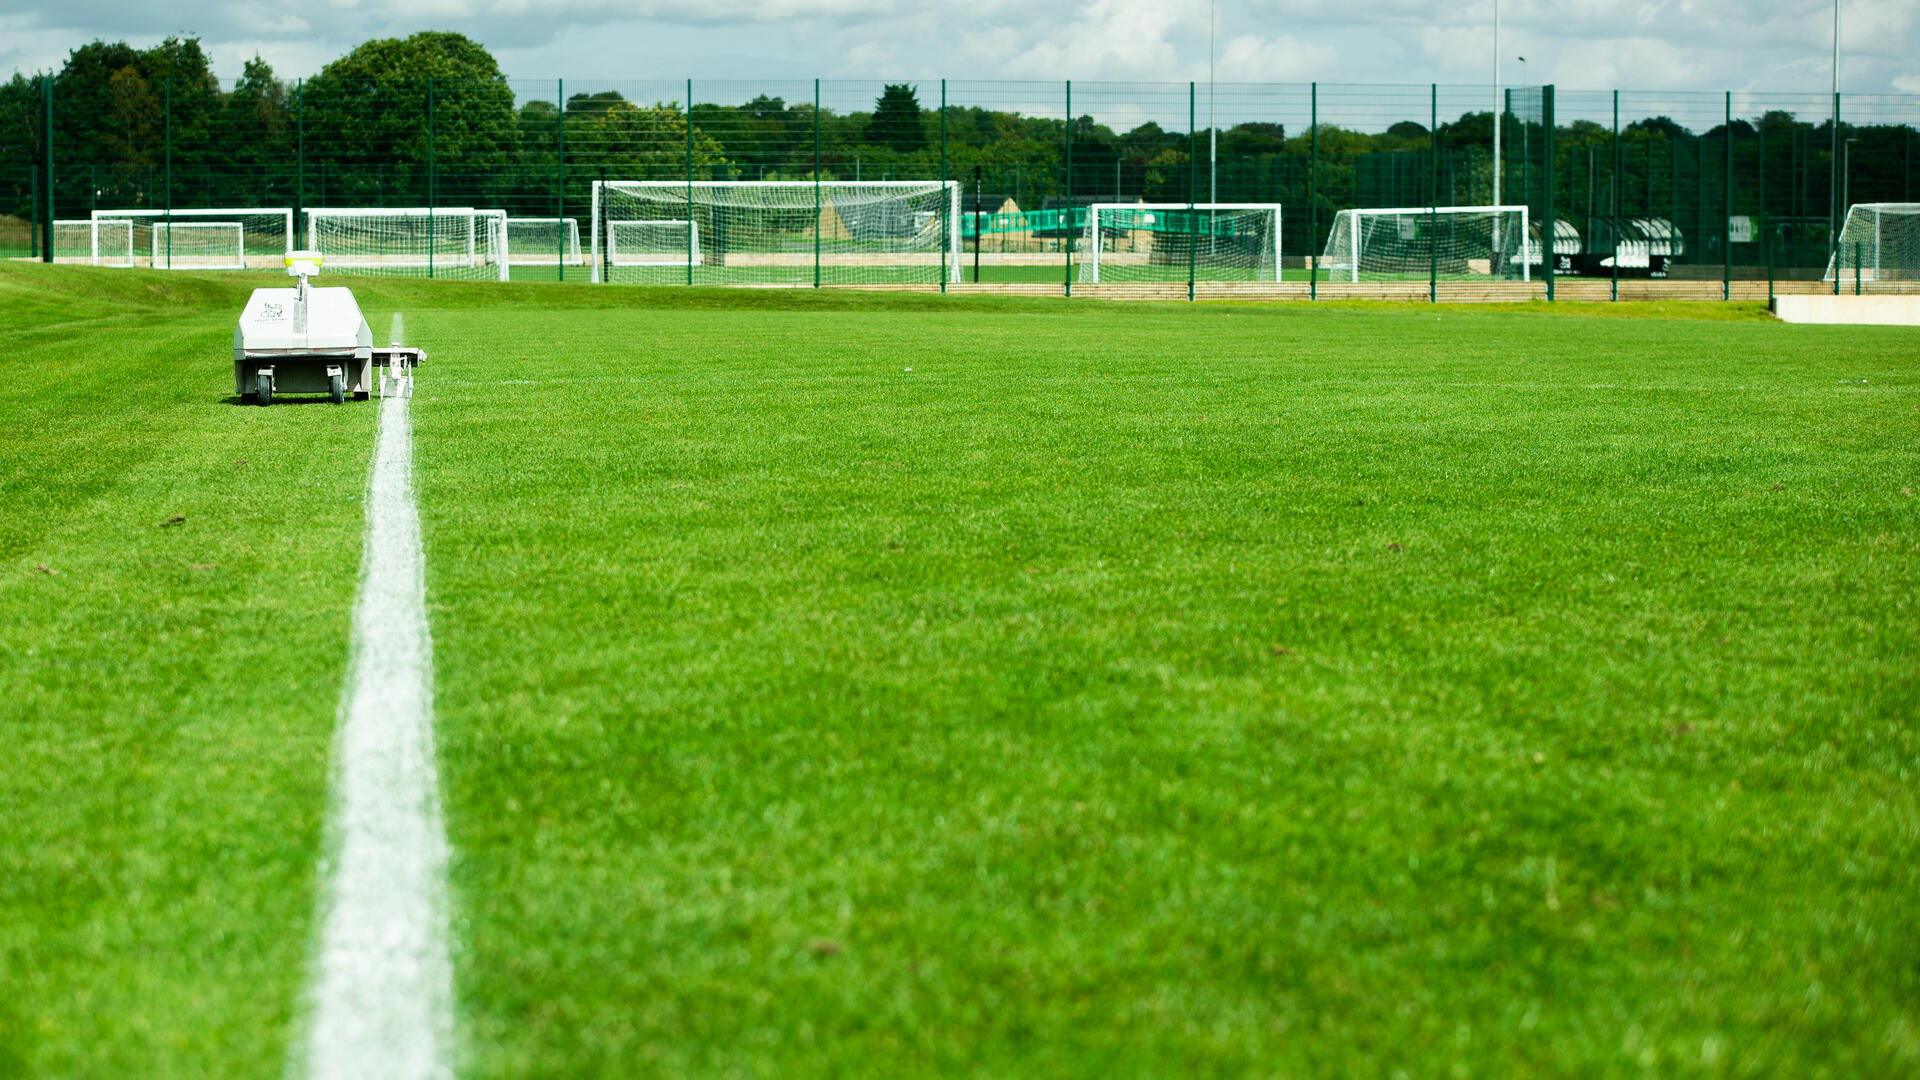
2,0 -> 1917,103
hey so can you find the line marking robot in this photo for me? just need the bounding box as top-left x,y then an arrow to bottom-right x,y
235,251 -> 424,405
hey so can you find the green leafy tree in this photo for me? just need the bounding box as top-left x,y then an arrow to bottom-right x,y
302,31 -> 515,204
868,84 -> 926,154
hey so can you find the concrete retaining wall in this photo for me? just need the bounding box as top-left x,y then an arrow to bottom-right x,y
1772,294 -> 1920,325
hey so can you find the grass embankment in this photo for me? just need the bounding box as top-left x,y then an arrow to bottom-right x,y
402,286 -> 1918,1075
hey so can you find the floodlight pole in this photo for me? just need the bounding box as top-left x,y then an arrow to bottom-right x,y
1209,0 -> 1217,205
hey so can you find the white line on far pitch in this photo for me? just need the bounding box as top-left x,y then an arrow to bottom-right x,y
301,317 -> 454,1080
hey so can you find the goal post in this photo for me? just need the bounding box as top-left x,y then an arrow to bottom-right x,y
1320,205 -> 1530,283
505,217 -> 584,265
305,208 -> 510,281
91,207 -> 293,269
1825,203 -> 1920,283
1078,203 -> 1281,284
591,180 -> 962,286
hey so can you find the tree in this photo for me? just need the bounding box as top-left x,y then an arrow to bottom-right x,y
224,56 -> 292,179
302,31 -> 516,204
868,84 -> 926,154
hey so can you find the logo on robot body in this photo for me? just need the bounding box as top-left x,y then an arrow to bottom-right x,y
261,303 -> 284,319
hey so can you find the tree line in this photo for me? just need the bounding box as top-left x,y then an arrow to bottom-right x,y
2,31 -> 1913,261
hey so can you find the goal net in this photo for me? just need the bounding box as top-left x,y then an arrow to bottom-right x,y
1077,204 -> 1281,283
306,208 -> 510,281
1825,203 -> 1920,282
1320,206 -> 1529,282
151,221 -> 245,270
609,220 -> 702,267
506,217 -> 584,265
90,208 -> 293,269
592,180 -> 961,285
52,219 -> 135,267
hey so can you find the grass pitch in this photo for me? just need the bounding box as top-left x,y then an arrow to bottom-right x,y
3,262 -> 1917,1077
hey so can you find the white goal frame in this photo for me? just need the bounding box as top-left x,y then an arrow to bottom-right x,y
505,216 -> 585,265
1322,205 -> 1530,283
91,207 -> 293,269
1824,202 -> 1920,282
53,218 -> 135,267
304,207 -> 510,281
608,219 -> 703,267
590,179 -> 963,284
150,220 -> 246,270
1081,203 -> 1283,283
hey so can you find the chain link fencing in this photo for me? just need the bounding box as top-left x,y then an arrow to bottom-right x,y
3,73 -> 1915,299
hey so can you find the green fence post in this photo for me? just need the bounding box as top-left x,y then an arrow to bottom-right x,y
1188,81 -> 1197,302
1064,79 -> 1073,298
1723,90 -> 1732,301
813,78 -> 821,290
1855,241 -> 1862,294
557,78 -> 566,281
1429,84 -> 1438,303
1309,81 -> 1317,300
428,78 -> 435,279
686,78 -> 694,287
1543,85 -> 1555,302
940,78 -> 948,294
1612,89 -> 1620,301
41,75 -> 53,263
164,77 -> 172,269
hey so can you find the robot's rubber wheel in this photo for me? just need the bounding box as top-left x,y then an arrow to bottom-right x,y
330,373 -> 346,404
256,372 -> 273,406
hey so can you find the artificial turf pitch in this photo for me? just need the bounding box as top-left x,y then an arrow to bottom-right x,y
2,261 -> 1916,1077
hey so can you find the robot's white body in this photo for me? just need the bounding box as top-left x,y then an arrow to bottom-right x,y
233,252 -> 422,404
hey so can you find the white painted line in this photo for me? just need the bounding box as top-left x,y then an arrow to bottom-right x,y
301,387 -> 454,1080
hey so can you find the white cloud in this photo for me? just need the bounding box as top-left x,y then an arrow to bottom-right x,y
1211,33 -> 1338,83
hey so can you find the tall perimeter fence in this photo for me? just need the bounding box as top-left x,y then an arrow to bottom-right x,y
3,75 -> 1918,300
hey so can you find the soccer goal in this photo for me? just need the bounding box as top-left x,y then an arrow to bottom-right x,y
1825,203 -> 1920,283
306,208 -> 509,281
1320,206 -> 1529,283
149,221 -> 246,270
1078,204 -> 1281,284
609,220 -> 702,267
90,208 -> 292,269
52,219 -> 135,267
506,217 -> 585,265
592,180 -> 962,285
